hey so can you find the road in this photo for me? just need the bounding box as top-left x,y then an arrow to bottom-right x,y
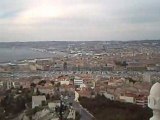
67,91 -> 95,120
73,101 -> 94,120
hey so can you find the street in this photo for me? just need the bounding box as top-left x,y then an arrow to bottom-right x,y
73,101 -> 94,120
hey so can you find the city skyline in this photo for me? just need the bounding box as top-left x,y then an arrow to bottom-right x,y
0,0 -> 160,42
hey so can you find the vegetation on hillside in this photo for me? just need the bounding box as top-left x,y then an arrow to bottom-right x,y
79,95 -> 152,120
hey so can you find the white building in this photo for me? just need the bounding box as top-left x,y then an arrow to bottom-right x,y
6,81 -> 13,89
119,95 -> 135,103
12,81 -> 20,88
0,81 -> 3,87
74,77 -> 83,86
32,96 -> 46,108
60,80 -> 70,85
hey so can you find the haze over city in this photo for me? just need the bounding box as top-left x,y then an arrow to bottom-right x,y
0,0 -> 160,42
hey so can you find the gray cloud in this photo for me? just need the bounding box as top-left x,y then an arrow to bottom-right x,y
0,0 -> 160,41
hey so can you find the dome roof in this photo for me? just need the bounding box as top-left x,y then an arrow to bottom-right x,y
150,82 -> 160,97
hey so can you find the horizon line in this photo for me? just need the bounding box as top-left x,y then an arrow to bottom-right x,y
0,39 -> 160,43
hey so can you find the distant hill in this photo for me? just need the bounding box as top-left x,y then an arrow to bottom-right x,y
0,40 -> 160,48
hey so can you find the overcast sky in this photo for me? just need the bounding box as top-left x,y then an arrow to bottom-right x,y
0,0 -> 160,42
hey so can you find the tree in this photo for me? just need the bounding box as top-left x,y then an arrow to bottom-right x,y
70,76 -> 75,81
30,83 -> 36,88
46,94 -> 50,100
42,100 -> 47,106
14,96 -> 25,113
24,91 -> 32,103
63,62 -> 67,71
122,61 -> 128,67
38,80 -> 46,86
0,107 -> 5,119
114,60 -> 128,67
36,88 -> 41,95
55,82 -> 61,88
128,77 -> 136,84
26,106 -> 43,117
50,81 -> 55,85
75,111 -> 81,120
77,65 -> 80,71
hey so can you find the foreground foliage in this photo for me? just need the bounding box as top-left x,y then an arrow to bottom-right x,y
79,95 -> 152,120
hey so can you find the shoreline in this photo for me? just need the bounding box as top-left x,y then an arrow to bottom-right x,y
0,47 -> 67,64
